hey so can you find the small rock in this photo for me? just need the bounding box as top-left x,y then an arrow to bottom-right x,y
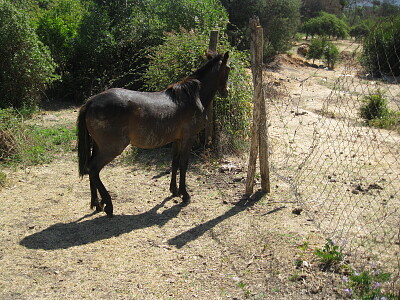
292,208 -> 303,215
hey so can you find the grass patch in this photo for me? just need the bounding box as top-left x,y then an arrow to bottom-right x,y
0,108 -> 75,166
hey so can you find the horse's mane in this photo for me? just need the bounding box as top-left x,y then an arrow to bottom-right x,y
165,54 -> 222,112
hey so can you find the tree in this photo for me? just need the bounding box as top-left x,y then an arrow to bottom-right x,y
301,0 -> 344,19
221,0 -> 301,59
307,38 -> 340,69
302,12 -> 349,39
36,0 -> 86,73
0,1 -> 57,108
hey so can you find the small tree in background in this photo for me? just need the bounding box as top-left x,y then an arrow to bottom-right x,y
302,12 -> 349,39
0,1 -> 57,108
221,0 -> 301,60
307,38 -> 340,69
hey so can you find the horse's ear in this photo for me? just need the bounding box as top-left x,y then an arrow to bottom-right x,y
223,51 -> 229,61
206,49 -> 217,60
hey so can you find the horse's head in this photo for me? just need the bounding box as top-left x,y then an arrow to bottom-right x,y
207,51 -> 230,98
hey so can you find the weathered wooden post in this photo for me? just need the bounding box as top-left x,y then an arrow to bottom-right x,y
245,17 -> 271,196
205,30 -> 219,147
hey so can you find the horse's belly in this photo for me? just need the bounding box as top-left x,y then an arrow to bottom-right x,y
129,124 -> 179,149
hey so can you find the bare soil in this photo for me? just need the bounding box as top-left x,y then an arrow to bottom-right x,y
0,40 -> 398,299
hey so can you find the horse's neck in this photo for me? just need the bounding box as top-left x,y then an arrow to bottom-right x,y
198,74 -> 218,109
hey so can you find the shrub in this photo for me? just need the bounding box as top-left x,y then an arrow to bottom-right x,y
361,16 -> 400,77
349,19 -> 374,40
307,38 -> 340,69
307,38 -> 325,62
360,90 -> 399,129
143,30 -> 252,154
0,1 -> 57,108
324,41 -> 340,69
221,0 -> 301,60
66,0 -> 229,102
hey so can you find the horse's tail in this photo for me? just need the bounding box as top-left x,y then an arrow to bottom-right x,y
77,103 -> 92,177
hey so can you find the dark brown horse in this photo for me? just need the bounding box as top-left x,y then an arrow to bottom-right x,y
77,51 -> 230,217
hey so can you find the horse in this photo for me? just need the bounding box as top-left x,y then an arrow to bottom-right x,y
77,51 -> 230,217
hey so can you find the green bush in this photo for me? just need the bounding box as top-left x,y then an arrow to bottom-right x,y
307,38 -> 340,69
324,41 -> 340,69
307,39 -> 325,62
65,0 -> 228,102
360,90 -> 399,129
143,30 -> 252,154
349,19 -> 374,40
0,1 -> 57,108
361,16 -> 400,77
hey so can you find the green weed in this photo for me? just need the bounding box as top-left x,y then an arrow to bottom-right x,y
314,239 -> 345,271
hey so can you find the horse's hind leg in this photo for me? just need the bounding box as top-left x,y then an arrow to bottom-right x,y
90,179 -> 103,212
89,149 -> 124,217
89,145 -> 103,212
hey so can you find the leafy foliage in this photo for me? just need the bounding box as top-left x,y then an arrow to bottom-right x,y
302,12 -> 349,39
36,0 -> 86,73
343,268 -> 396,299
62,0 -> 228,102
307,38 -> 340,69
314,239 -> 345,271
349,19 -> 374,40
361,16 -> 400,77
360,90 -> 399,129
221,0 -> 301,59
0,0 -> 57,108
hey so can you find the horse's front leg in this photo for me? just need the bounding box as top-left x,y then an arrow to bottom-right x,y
178,139 -> 193,204
170,141 -> 180,197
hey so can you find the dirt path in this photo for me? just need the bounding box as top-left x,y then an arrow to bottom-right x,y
0,144 -> 336,299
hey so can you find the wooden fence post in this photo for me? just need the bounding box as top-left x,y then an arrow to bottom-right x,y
205,30 -> 219,147
245,17 -> 271,196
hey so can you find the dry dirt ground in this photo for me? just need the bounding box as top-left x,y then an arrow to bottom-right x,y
0,40 -> 398,299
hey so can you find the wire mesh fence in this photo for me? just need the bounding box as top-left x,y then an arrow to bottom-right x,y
265,34 -> 400,293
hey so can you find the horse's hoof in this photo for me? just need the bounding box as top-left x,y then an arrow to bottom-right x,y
104,205 -> 113,217
181,194 -> 190,206
91,199 -> 104,212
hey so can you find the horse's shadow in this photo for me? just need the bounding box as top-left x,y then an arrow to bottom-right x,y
20,192 -> 264,250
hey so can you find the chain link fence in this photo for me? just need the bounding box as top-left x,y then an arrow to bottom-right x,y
266,36 -> 400,292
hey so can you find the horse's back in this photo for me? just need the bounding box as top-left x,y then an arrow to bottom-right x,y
84,88 -> 183,149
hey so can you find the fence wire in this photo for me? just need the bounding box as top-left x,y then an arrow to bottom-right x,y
265,38 -> 400,292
